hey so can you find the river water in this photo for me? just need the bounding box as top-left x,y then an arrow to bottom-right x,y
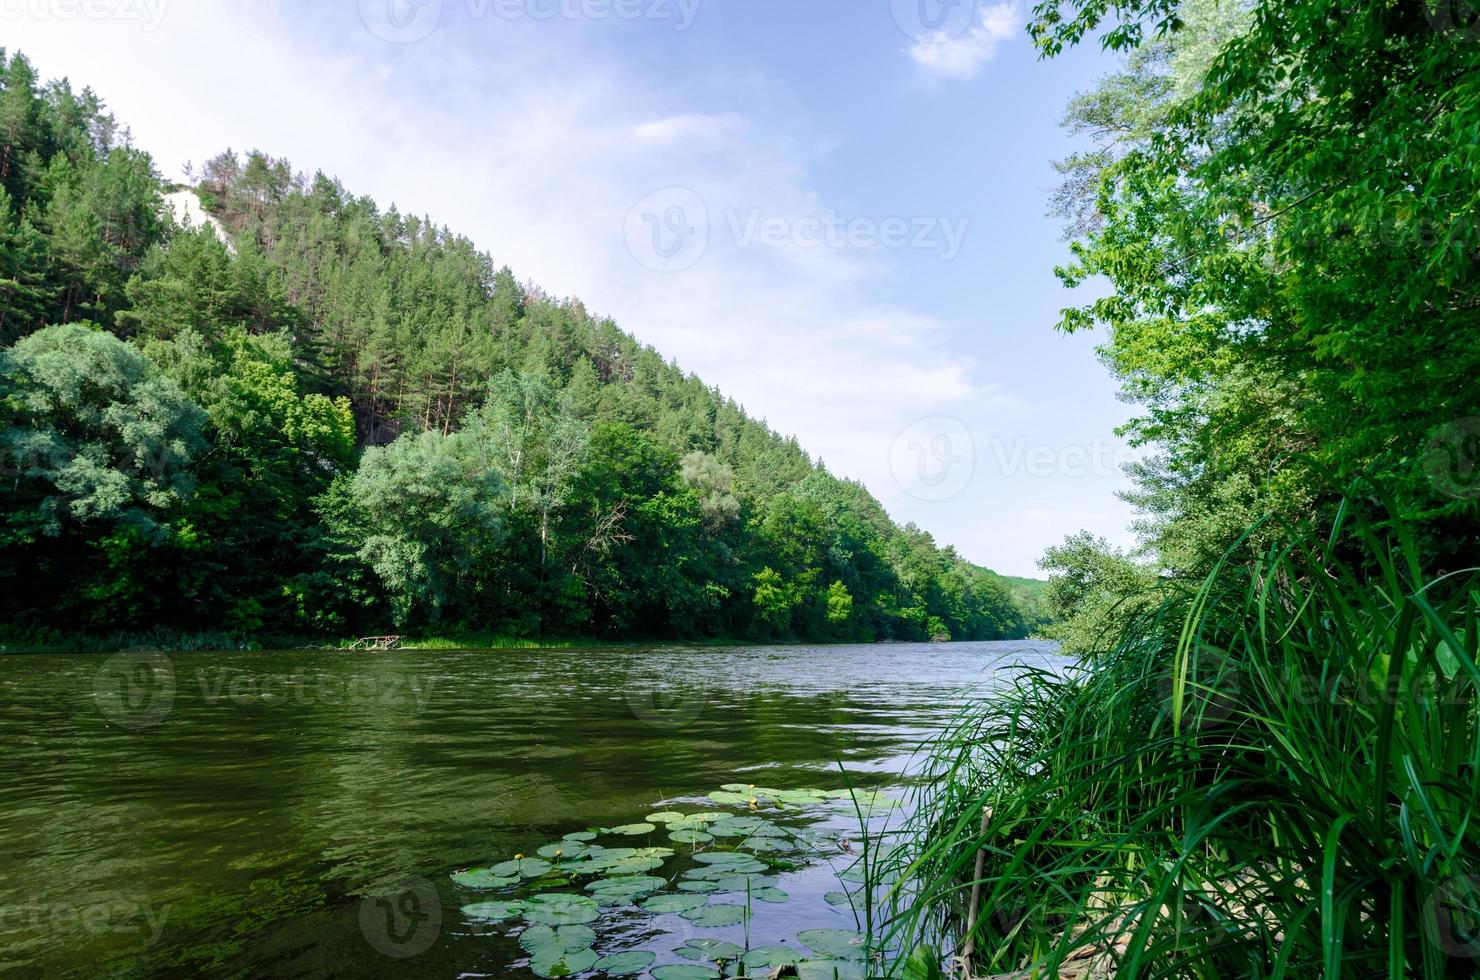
0,641 -> 1064,978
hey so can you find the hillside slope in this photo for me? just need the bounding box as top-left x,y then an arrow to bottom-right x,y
0,51 -> 1035,643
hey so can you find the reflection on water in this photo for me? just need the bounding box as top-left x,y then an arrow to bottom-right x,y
0,641 -> 1063,978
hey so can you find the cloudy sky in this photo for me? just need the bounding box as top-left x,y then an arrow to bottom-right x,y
5,0 -> 1140,577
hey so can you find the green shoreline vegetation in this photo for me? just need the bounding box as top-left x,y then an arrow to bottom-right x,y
0,47 -> 1045,649
876,0 -> 1480,978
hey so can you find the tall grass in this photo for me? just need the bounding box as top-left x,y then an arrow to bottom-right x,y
878,509 -> 1480,978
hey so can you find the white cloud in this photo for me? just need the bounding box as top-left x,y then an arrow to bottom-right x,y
908,1 -> 1024,80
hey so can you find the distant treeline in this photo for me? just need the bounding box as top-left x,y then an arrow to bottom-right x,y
0,49 -> 1043,643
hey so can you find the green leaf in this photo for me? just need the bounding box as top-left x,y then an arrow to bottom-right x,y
639,893 -> 709,914
593,950 -> 657,975
460,900 -> 526,921
681,903 -> 746,927
530,947 -> 598,978
651,966 -> 720,980
519,924 -> 596,954
522,893 -> 600,926
797,929 -> 867,959
450,867 -> 519,889
743,946 -> 803,968
673,939 -> 743,962
604,822 -> 656,836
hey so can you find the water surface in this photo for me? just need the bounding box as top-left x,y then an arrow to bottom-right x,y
0,641 -> 1063,978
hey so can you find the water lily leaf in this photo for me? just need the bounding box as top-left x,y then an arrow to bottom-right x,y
707,791 -> 749,805
704,822 -> 746,838
564,831 -> 598,842
774,789 -> 827,805
519,924 -> 596,954
751,886 -> 789,903
669,829 -> 713,844
605,856 -> 664,874
450,868 -> 519,889
743,946 -> 803,968
796,959 -> 866,980
460,900 -> 526,920
522,893 -> 600,926
709,873 -> 774,892
681,903 -> 746,927
593,950 -> 656,975
673,939 -> 743,962
687,812 -> 732,822
693,852 -> 756,866
639,893 -> 709,914
530,946 -> 598,978
631,846 -> 675,859
538,841 -> 591,860
605,823 -> 656,836
719,783 -> 753,792
676,880 -> 720,892
652,966 -> 720,980
492,857 -> 554,878
714,815 -> 765,831
798,929 -> 867,959
646,811 -> 685,823
740,836 -> 788,853
823,891 -> 855,907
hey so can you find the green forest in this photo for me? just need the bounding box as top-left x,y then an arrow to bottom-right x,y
0,48 -> 1040,648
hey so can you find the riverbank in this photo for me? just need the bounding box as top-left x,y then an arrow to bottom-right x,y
0,627 -> 1010,655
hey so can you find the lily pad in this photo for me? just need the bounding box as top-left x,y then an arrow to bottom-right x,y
491,857 -> 555,878
460,900 -> 526,920
710,873 -> 775,892
742,946 -> 803,968
707,791 -> 749,805
537,841 -> 591,860
824,891 -> 856,907
639,892 -> 709,914
797,929 -> 867,959
646,811 -> 685,823
676,880 -> 720,892
693,852 -> 754,866
652,966 -> 720,980
740,836 -> 788,853
604,856 -> 664,875
604,823 -> 656,836
522,893 -> 600,926
669,829 -> 713,844
681,903 -> 746,927
564,831 -> 598,842
519,924 -> 597,954
450,867 -> 519,889
674,939 -> 743,961
593,950 -> 657,975
751,886 -> 789,903
796,959 -> 866,980
530,947 -> 598,978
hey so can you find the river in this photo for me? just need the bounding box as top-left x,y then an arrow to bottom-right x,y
0,641 -> 1064,978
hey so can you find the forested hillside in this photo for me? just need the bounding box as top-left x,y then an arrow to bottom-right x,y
0,50 -> 1033,644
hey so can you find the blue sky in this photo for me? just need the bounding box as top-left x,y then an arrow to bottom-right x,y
8,0 -> 1139,577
